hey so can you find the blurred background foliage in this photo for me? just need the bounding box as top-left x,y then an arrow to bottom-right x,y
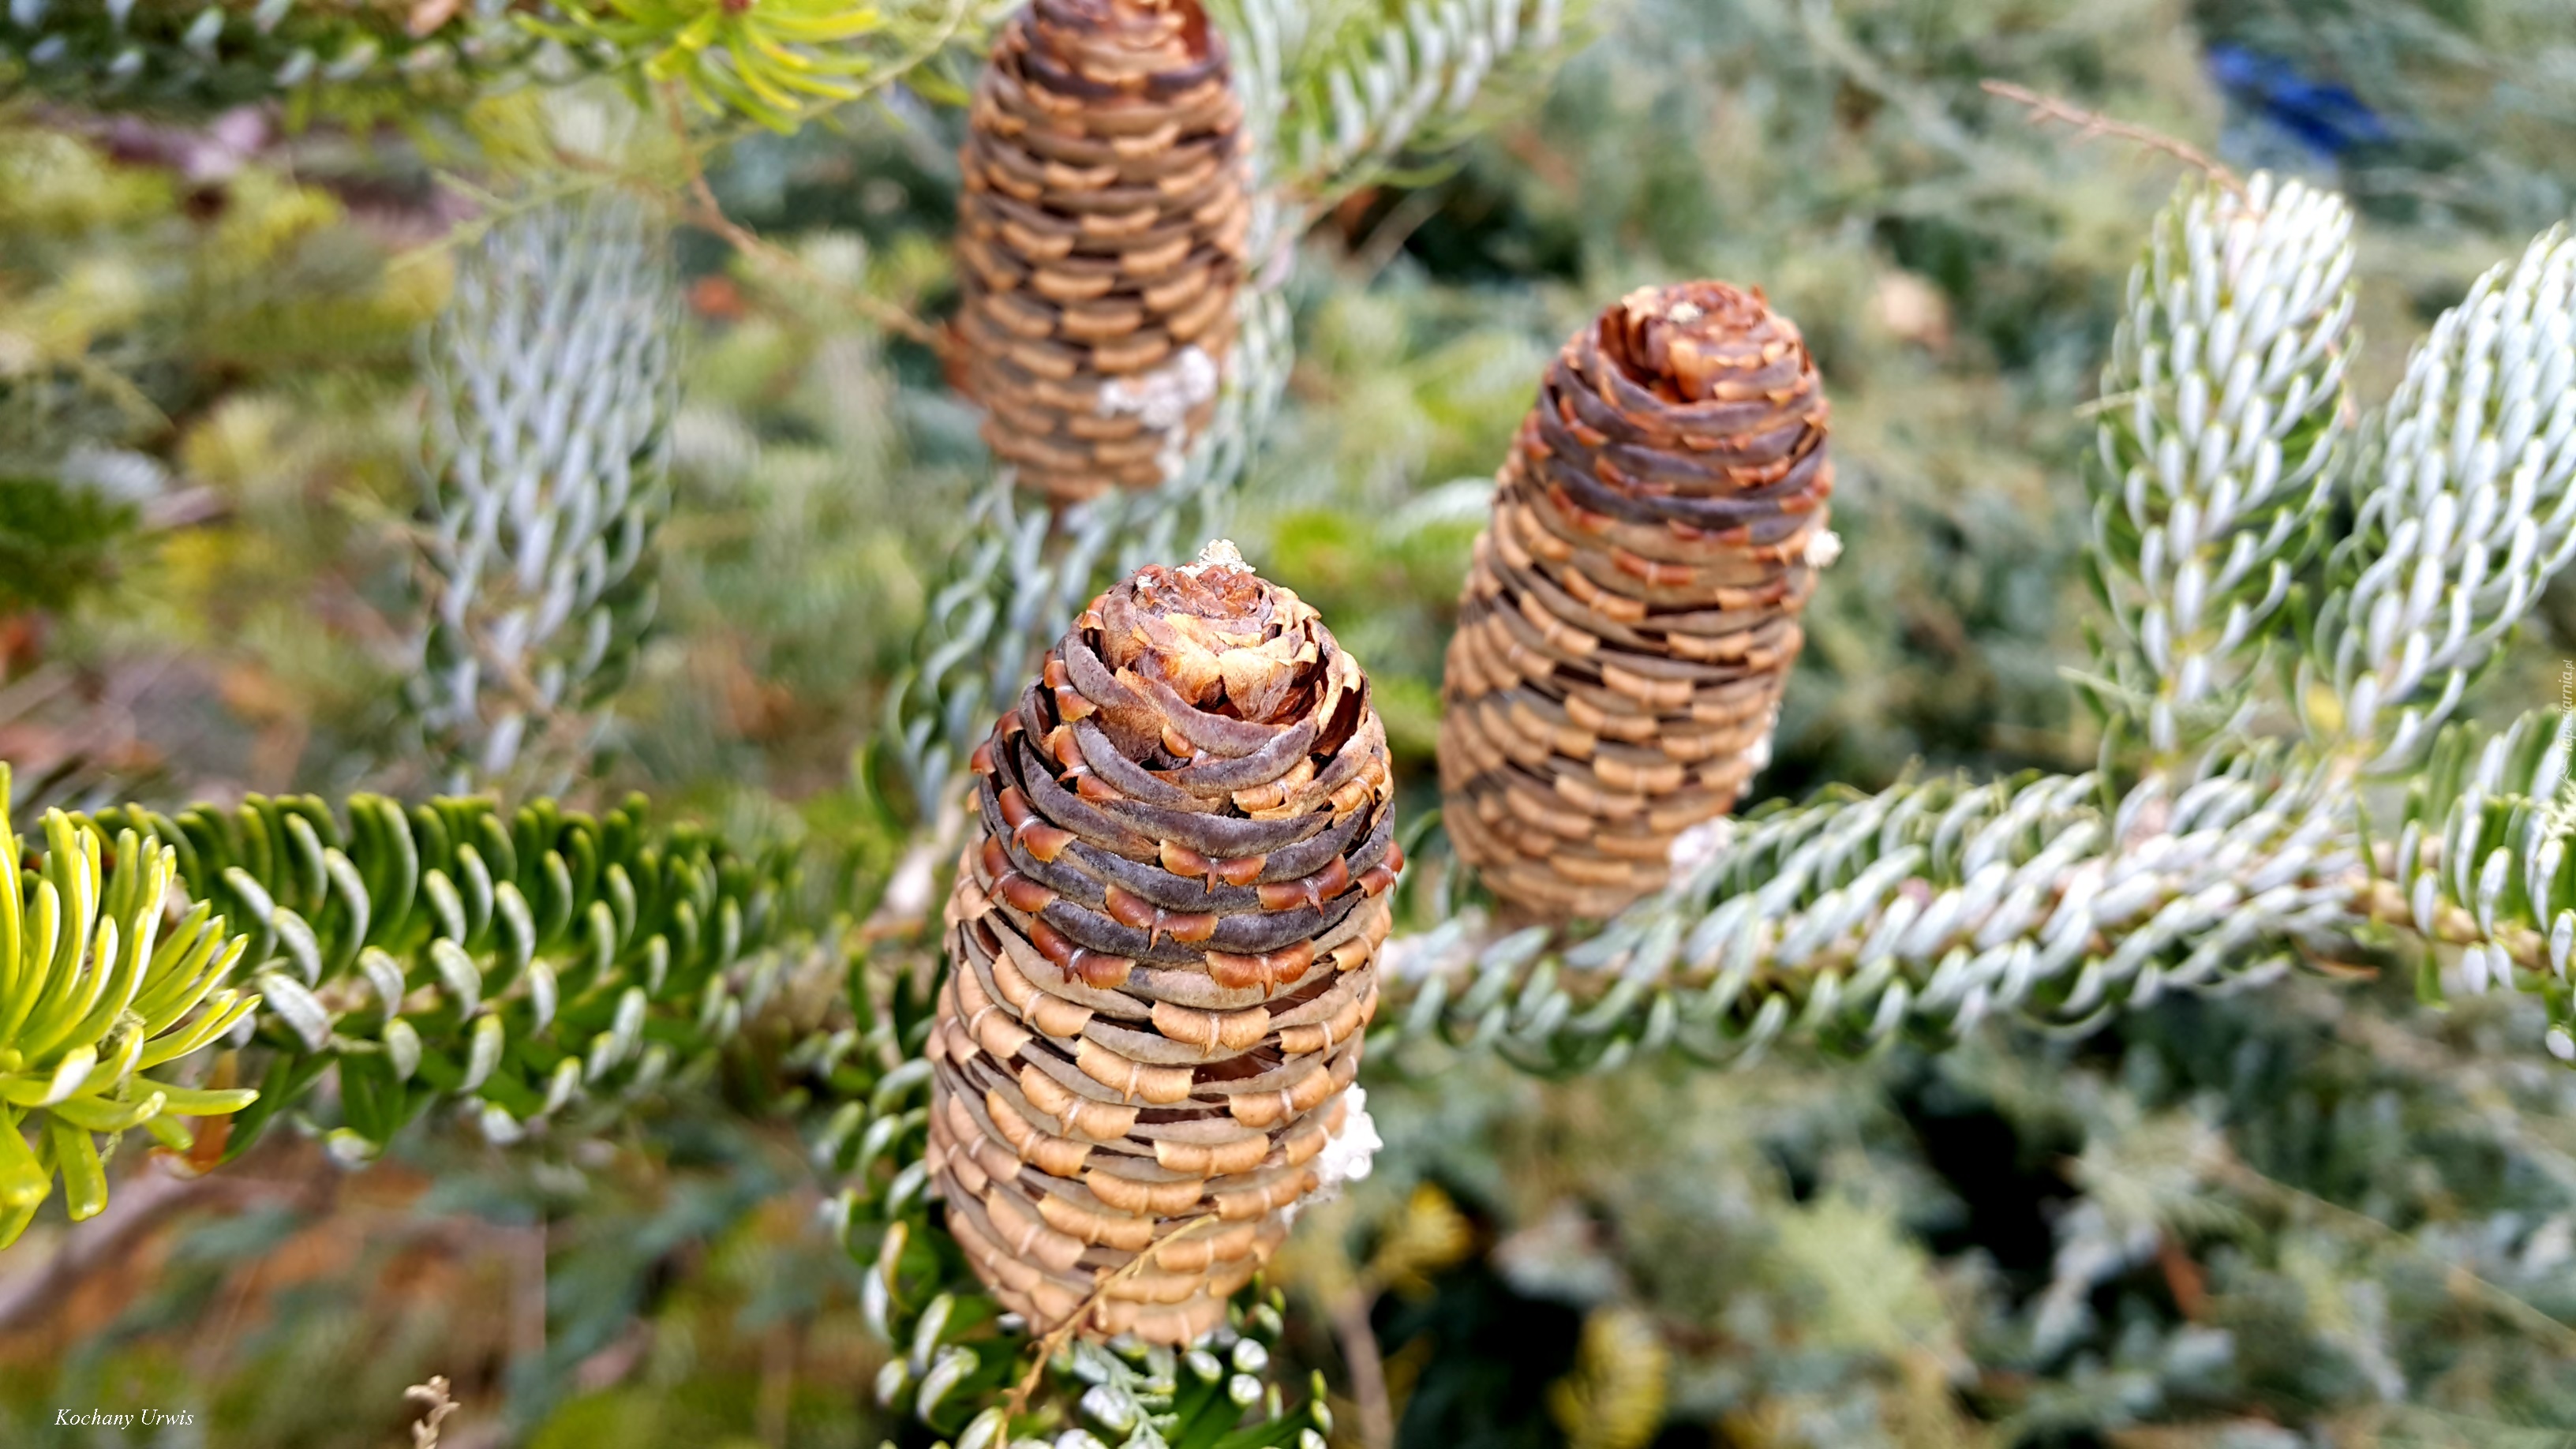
6,0 -> 2576,1443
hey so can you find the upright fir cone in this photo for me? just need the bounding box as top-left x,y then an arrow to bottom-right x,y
1440,283 -> 1838,921
930,542 -> 1402,1345
955,0 -> 1251,504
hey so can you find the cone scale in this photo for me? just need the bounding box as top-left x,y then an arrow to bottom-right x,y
1440,283 -> 1837,921
955,0 -> 1252,504
930,544 -> 1402,1345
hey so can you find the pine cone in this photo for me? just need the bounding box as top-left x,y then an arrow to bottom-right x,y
1440,283 -> 1837,921
930,542 -> 1402,1346
954,0 -> 1251,504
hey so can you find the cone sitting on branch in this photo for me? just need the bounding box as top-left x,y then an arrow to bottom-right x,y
955,0 -> 1251,504
1440,283 -> 1839,922
929,541 -> 1402,1346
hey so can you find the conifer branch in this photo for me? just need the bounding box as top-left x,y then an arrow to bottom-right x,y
406,188 -> 678,796
2083,172 -> 2356,762
2307,228 -> 2576,769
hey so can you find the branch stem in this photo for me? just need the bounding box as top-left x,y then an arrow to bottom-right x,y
1004,1213 -> 1219,1419
1980,80 -> 2244,196
659,84 -> 953,358
1327,1281 -> 1398,1449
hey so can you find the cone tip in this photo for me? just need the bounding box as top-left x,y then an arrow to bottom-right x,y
1601,279 -> 1810,406
1613,279 -> 1772,337
1125,539 -> 1269,629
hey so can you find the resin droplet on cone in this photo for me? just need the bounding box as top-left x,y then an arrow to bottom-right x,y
955,0 -> 1252,503
1440,283 -> 1837,921
930,543 -> 1402,1345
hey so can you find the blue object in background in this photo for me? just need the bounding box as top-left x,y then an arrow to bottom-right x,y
2207,43 -> 2393,158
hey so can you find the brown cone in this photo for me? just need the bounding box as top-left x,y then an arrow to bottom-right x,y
930,542 -> 1402,1346
1438,283 -> 1837,922
954,0 -> 1252,504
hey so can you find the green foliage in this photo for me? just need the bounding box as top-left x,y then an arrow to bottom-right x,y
1348,970 -> 2576,1446
79,787 -> 794,1172
409,189 -> 678,796
2084,172 -> 2353,763
12,0 -> 2576,1443
0,107 -> 434,660
1376,745 -> 2354,1076
1357,166 -> 2576,1101
0,0 -> 1002,131
1220,0 -> 1589,208
0,475 -> 140,615
0,764 -> 257,1249
0,1 -> 512,116
527,0 -> 1010,133
2307,229 -> 2576,769
854,1267 -> 1328,1449
0,122 -> 181,610
2383,709 -> 2576,1052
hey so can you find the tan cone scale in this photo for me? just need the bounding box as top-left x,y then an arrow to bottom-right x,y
1440,282 -> 1837,922
955,0 -> 1252,504
929,544 -> 1402,1345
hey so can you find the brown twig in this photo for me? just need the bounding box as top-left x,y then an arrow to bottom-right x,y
2152,1234 -> 2208,1321
756,1321 -> 798,1449
2213,1154 -> 2576,1355
1979,80 -> 2245,197
1327,1282 -> 1398,1449
511,1221 -> 548,1387
659,85 -> 953,359
1004,1214 -> 1220,1418
1351,185 -> 1447,286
